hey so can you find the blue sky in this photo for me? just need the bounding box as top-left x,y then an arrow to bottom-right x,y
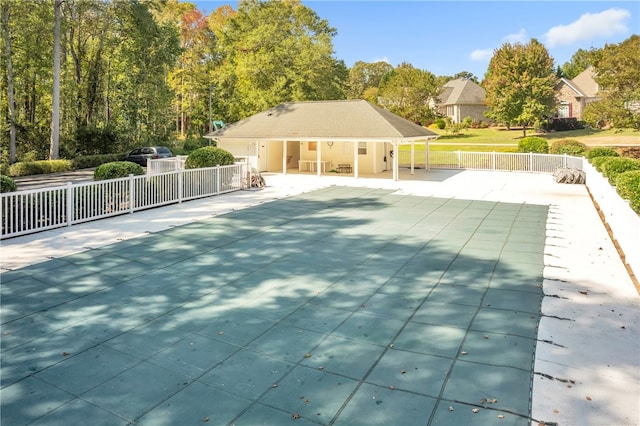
193,1 -> 639,79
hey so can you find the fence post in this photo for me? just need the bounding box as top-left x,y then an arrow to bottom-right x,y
178,168 -> 183,203
216,165 -> 221,194
66,182 -> 73,227
492,151 -> 496,170
129,174 -> 135,214
529,152 -> 533,171
563,153 -> 567,168
457,150 -> 461,169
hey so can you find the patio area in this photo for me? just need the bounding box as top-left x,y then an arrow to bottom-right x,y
1,170 -> 638,426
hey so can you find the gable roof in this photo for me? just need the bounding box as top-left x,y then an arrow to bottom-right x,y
439,78 -> 486,105
207,100 -> 438,142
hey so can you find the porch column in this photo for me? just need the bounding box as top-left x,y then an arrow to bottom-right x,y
410,142 -> 415,175
353,141 -> 359,178
425,140 -> 430,170
392,141 -> 398,181
282,140 -> 288,175
316,141 -> 322,176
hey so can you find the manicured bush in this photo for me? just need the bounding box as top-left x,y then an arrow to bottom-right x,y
434,118 -> 446,130
586,147 -> 619,160
185,146 -> 235,169
591,156 -> 615,172
615,171 -> 640,214
8,159 -> 73,177
600,157 -> 640,185
93,161 -> 145,181
517,136 -> 548,153
0,175 -> 17,193
72,154 -> 125,170
549,139 -> 587,156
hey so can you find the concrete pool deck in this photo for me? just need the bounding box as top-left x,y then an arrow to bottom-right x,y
1,170 -> 639,425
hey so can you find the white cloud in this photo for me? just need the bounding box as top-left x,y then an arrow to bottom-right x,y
502,28 -> 527,44
543,8 -> 630,47
470,49 -> 493,61
372,57 -> 391,64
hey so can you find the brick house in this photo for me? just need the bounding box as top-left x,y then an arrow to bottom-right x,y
554,67 -> 600,120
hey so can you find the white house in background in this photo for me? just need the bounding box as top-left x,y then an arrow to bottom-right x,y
205,100 -> 439,181
437,78 -> 488,123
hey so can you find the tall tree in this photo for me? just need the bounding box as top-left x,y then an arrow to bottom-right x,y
586,35 -> 640,129
559,48 -> 597,79
346,61 -> 393,99
377,62 -> 440,125
50,0 -> 62,159
211,0 -> 347,121
1,1 -> 16,163
483,39 -> 557,136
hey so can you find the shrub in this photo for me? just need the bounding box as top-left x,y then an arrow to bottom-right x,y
434,118 -> 446,130
549,139 -> 587,156
93,161 -> 145,181
72,154 -> 125,170
600,157 -> 640,185
8,160 -> 73,177
517,136 -> 548,153
615,171 -> 640,214
185,146 -> 235,169
587,147 -> 620,160
591,156 -> 615,172
0,175 -> 17,193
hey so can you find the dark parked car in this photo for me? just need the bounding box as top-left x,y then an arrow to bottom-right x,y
124,146 -> 174,166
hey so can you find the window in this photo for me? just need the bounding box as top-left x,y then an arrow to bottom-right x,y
308,142 -> 317,151
558,102 -> 570,118
358,142 -> 367,155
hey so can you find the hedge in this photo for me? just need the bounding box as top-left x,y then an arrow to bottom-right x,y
185,146 -> 235,169
615,171 -> 640,214
0,175 -> 17,193
600,157 -> 640,185
586,147 -> 619,160
517,136 -> 548,153
591,156 -> 616,172
549,139 -> 587,156
8,159 -> 73,177
72,153 -> 125,169
93,161 -> 145,181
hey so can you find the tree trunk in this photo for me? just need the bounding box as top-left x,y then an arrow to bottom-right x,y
2,3 -> 16,163
50,0 -> 62,160
522,125 -> 527,137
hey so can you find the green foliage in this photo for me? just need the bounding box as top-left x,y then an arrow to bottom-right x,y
185,146 -> 235,169
517,136 -> 548,153
211,0 -> 347,121
591,156 -> 615,172
8,160 -> 73,177
591,35 -> 640,130
93,161 -> 145,181
600,157 -> 640,185
483,39 -> 557,135
559,48 -> 596,79
586,148 -> 619,160
615,171 -> 640,214
72,154 -> 126,169
346,61 -> 393,99
378,62 -> 440,124
0,175 -> 17,193
182,137 -> 210,153
549,139 -> 586,156
434,118 -> 446,129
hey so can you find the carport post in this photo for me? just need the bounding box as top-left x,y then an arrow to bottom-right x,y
392,141 -> 398,181
282,140 -> 288,175
316,141 -> 322,176
410,143 -> 415,175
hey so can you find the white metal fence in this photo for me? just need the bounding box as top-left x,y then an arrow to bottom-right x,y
1,164 -> 245,239
423,151 -> 583,172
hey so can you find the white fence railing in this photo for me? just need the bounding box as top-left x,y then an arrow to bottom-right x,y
583,161 -> 640,280
1,164 -> 245,239
424,151 -> 583,172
